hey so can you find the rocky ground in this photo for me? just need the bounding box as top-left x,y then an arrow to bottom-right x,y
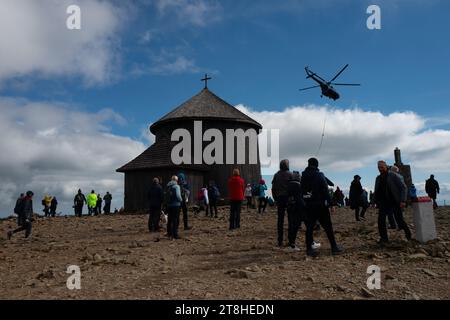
0,205 -> 449,300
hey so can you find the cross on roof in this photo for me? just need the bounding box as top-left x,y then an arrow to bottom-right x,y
201,74 -> 212,89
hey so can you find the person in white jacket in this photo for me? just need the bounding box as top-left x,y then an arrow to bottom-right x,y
244,184 -> 253,211
201,187 -> 210,216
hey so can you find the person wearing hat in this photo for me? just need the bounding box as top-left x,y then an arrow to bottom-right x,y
301,158 -> 343,257
349,175 -> 364,221
8,191 -> 34,239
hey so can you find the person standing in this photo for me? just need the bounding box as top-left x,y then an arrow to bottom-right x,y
148,177 -> 164,233
228,168 -> 245,230
207,181 -> 220,218
42,194 -> 52,217
349,175 -> 363,221
50,196 -> 58,217
374,160 -> 412,245
301,158 -> 343,257
272,159 -> 293,247
257,179 -> 268,214
198,186 -> 210,217
409,184 -> 418,201
103,192 -> 112,214
177,173 -> 192,230
87,190 -> 97,216
74,189 -> 86,217
95,194 -> 102,216
244,184 -> 253,211
360,189 -> 369,220
425,174 -> 440,209
8,191 -> 34,239
166,176 -> 182,240
333,187 -> 344,207
287,171 -> 306,250
369,191 -> 375,208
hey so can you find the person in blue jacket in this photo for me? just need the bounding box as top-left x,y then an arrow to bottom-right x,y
166,176 -> 183,240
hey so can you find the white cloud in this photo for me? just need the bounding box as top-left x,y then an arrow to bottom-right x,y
246,103 -> 450,203
0,97 -> 146,217
155,0 -> 223,27
132,49 -> 202,76
150,55 -> 200,75
237,104 -> 436,171
0,0 -> 127,86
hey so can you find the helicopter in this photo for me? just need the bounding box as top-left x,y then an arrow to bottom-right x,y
299,64 -> 360,100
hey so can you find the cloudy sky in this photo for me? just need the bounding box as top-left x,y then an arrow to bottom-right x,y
0,0 -> 449,217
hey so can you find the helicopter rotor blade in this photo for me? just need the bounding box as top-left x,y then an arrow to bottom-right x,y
329,64 -> 349,82
331,83 -> 361,86
299,85 -> 321,91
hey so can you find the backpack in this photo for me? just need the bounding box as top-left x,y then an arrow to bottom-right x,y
41,199 -> 46,206
208,186 -> 220,200
197,190 -> 205,201
255,184 -> 262,196
14,198 -> 24,214
75,194 -> 84,205
164,185 -> 177,205
251,184 -> 259,196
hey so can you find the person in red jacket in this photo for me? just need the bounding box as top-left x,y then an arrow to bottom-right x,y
228,168 -> 245,230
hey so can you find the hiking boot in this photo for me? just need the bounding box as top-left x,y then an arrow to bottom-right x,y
377,239 -> 389,246
7,231 -> 13,240
331,245 -> 344,255
288,246 -> 301,252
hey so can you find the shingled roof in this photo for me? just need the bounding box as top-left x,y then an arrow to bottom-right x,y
116,138 -> 209,172
150,88 -> 262,134
117,88 -> 262,172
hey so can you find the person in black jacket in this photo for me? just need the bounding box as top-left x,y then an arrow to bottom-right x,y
207,181 -> 220,218
8,191 -> 34,239
287,171 -> 306,250
74,189 -> 86,217
50,197 -> 58,217
272,159 -> 294,247
349,175 -> 364,221
178,172 -> 192,230
148,177 -> 164,232
425,175 -> 440,209
95,194 -> 102,216
374,161 -> 411,245
103,192 -> 112,214
301,158 -> 343,257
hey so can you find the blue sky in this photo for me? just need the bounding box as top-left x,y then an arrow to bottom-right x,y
0,0 -> 450,216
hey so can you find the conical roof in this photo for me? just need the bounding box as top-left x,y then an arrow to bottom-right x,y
150,88 -> 262,134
